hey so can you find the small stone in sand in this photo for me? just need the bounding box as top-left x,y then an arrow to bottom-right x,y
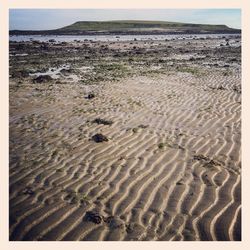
85,211 -> 102,224
92,118 -> 113,125
22,186 -> 35,195
92,133 -> 109,143
86,93 -> 95,99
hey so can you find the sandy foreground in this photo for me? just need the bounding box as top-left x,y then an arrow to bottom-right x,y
9,36 -> 241,241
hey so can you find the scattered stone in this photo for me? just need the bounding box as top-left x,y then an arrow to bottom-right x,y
217,86 -> 226,90
230,58 -> 237,62
86,93 -> 95,99
33,75 -> 53,83
132,127 -> 139,133
85,211 -> 102,224
60,68 -> 74,75
32,40 -> 41,45
176,180 -> 185,185
232,86 -> 241,94
103,216 -> 113,223
193,154 -> 222,167
41,44 -> 49,50
92,118 -> 113,125
92,133 -> 109,143
158,143 -> 165,149
22,186 -> 35,195
138,124 -> 149,129
193,155 -> 210,162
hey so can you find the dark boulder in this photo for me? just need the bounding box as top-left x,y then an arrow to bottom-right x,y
92,133 -> 109,143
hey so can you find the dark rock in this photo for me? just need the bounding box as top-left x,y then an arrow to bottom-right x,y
22,187 -> 35,195
60,68 -> 73,75
193,154 -> 210,161
103,216 -> 113,223
41,44 -> 49,50
230,58 -> 237,62
85,211 -> 102,224
217,86 -> 226,90
33,75 -> 53,83
138,124 -> 149,129
135,50 -> 143,55
92,133 -> 109,143
92,118 -> 113,125
86,93 -> 95,99
232,86 -> 241,94
32,40 -> 41,45
193,154 -> 222,167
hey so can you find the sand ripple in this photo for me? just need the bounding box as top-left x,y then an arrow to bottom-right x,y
9,71 -> 241,240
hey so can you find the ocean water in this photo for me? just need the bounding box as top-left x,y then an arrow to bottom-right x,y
9,34 -> 240,43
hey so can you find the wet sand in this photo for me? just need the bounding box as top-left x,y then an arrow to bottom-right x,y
9,36 -> 241,241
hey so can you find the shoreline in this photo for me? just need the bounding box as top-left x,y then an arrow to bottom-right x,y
10,30 -> 241,36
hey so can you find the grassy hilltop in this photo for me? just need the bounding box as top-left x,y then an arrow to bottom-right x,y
60,20 -> 232,31
10,20 -> 241,35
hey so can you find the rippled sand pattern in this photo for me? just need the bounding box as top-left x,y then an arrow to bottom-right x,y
9,68 -> 241,241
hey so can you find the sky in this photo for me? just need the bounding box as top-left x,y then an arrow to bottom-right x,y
9,9 -> 241,30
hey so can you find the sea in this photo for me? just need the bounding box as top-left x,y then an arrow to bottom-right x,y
9,34 -> 241,43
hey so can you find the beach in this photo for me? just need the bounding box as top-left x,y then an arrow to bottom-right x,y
9,35 -> 241,241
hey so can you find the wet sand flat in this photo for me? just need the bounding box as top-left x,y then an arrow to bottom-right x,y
9,36 -> 241,241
